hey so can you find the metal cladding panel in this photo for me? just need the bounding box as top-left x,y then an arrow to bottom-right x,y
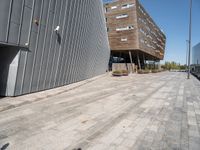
31,26 -> 45,91
54,1 -> 70,87
72,0 -> 84,84
0,0 -> 11,42
25,0 -> 33,7
8,23 -> 20,44
0,0 -> 110,96
31,0 -> 42,33
44,0 -> 61,89
79,0 -> 90,81
57,0 -> 73,86
10,0 -> 23,24
14,50 -> 26,95
8,0 -> 23,44
41,0 -> 49,26
21,32 -> 37,94
38,10 -> 55,90
66,0 -> 79,85
53,0 -> 68,87
19,6 -> 32,45
61,0 -> 76,85
5,51 -> 20,96
49,0 -> 65,88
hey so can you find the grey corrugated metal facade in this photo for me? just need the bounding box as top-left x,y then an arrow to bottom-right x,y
0,0 -> 110,96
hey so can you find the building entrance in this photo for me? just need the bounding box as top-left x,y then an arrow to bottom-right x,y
0,45 -> 19,96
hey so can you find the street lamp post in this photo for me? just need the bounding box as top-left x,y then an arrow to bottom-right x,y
187,0 -> 192,79
186,40 -> 189,69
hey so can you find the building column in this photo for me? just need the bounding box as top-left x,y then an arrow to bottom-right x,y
124,54 -> 129,71
129,51 -> 134,73
143,53 -> 146,69
153,60 -> 156,69
137,51 -> 141,70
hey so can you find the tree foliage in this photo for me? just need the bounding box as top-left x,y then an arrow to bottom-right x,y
161,61 -> 187,71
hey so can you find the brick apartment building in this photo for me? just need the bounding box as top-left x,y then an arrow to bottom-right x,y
104,0 -> 166,70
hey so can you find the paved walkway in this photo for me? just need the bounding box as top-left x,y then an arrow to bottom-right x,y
0,72 -> 200,150
0,74 -> 106,112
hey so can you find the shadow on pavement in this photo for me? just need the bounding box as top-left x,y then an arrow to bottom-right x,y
0,143 -> 9,150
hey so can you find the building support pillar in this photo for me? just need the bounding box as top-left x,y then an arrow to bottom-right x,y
137,51 -> 141,70
129,51 -> 134,73
143,53 -> 146,69
124,54 -> 129,71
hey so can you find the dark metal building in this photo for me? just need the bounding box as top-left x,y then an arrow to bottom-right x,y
0,0 -> 110,96
191,43 -> 200,78
192,43 -> 200,65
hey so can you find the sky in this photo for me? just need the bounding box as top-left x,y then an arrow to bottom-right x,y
103,0 -> 200,64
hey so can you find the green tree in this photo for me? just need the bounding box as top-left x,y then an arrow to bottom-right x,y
162,61 -> 185,71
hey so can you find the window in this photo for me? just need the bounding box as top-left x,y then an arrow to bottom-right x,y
139,6 -> 145,15
147,34 -> 152,40
116,25 -> 134,31
121,4 -> 127,9
140,39 -> 144,43
156,44 -> 163,49
116,27 -> 129,31
151,31 -> 156,36
146,26 -> 150,31
121,3 -> 135,9
151,45 -> 156,50
116,14 -> 128,19
155,50 -> 160,53
111,6 -> 117,9
139,28 -> 146,35
105,7 -> 108,13
138,18 -> 146,24
129,25 -> 134,29
121,38 -> 128,42
153,40 -> 157,44
129,3 -> 135,7
107,28 -> 109,32
157,38 -> 162,42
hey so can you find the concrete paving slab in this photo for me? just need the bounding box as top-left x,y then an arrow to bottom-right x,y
0,72 -> 200,150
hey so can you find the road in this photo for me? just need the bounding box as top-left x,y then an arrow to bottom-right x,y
0,72 -> 200,150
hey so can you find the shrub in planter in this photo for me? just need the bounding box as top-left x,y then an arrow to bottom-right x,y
121,70 -> 129,76
144,69 -> 150,74
138,70 -> 144,74
144,70 -> 150,74
152,69 -> 162,73
138,69 -> 150,74
152,70 -> 158,73
112,70 -> 122,76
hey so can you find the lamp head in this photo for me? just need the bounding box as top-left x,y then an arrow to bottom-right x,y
54,26 -> 60,32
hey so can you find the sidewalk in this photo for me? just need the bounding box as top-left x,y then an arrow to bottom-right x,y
0,72 -> 200,150
0,73 -> 108,113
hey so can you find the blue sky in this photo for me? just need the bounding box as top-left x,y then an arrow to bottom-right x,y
103,0 -> 200,64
